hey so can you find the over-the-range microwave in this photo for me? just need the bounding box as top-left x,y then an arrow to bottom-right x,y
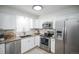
42,22 -> 53,29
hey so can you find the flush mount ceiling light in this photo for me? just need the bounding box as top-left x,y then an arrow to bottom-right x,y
32,5 -> 43,11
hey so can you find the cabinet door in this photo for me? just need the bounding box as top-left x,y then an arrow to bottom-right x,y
3,15 -> 16,29
14,40 -> 21,54
0,14 -> 16,29
0,14 -> 4,28
35,36 -> 40,47
51,38 -> 55,53
6,42 -> 15,54
0,44 -> 5,54
55,20 -> 64,31
28,37 -> 35,49
21,38 -> 29,53
33,20 -> 42,28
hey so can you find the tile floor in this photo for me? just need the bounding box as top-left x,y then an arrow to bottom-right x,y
25,47 -> 50,54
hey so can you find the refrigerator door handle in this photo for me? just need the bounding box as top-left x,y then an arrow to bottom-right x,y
63,22 -> 67,53
62,28 -> 65,53
65,27 -> 67,43
63,20 -> 67,43
62,28 -> 65,40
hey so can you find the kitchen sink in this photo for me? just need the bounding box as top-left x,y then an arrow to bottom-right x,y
20,35 -> 32,38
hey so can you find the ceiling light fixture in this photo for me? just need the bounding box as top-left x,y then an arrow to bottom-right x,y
32,5 -> 43,11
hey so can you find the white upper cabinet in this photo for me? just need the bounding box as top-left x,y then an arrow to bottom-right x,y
33,19 -> 53,29
16,16 -> 33,32
55,20 -> 64,31
33,20 -> 42,28
0,13 -> 16,29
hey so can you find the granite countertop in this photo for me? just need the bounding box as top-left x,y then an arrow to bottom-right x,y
0,34 -> 40,44
0,38 -> 21,44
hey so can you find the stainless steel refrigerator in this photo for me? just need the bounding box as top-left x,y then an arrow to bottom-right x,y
55,18 -> 79,54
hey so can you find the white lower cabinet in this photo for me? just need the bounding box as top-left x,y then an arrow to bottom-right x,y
21,38 -> 30,53
21,37 -> 35,53
34,36 -> 40,47
0,44 -> 5,54
21,36 -> 40,53
51,38 -> 55,53
29,37 -> 35,49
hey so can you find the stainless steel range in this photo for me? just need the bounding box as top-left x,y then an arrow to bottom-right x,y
40,31 -> 54,53
40,36 -> 51,52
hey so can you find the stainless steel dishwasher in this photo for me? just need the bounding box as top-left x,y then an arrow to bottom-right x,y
5,40 -> 21,54
14,40 -> 21,54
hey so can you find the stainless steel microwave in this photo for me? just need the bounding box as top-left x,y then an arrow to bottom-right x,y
42,22 -> 53,29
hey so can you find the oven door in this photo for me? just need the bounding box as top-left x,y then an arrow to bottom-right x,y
40,37 -> 49,46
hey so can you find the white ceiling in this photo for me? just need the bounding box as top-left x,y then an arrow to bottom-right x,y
7,5 -> 75,16
0,5 -> 79,18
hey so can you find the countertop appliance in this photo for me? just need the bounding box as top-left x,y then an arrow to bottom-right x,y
55,18 -> 79,54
